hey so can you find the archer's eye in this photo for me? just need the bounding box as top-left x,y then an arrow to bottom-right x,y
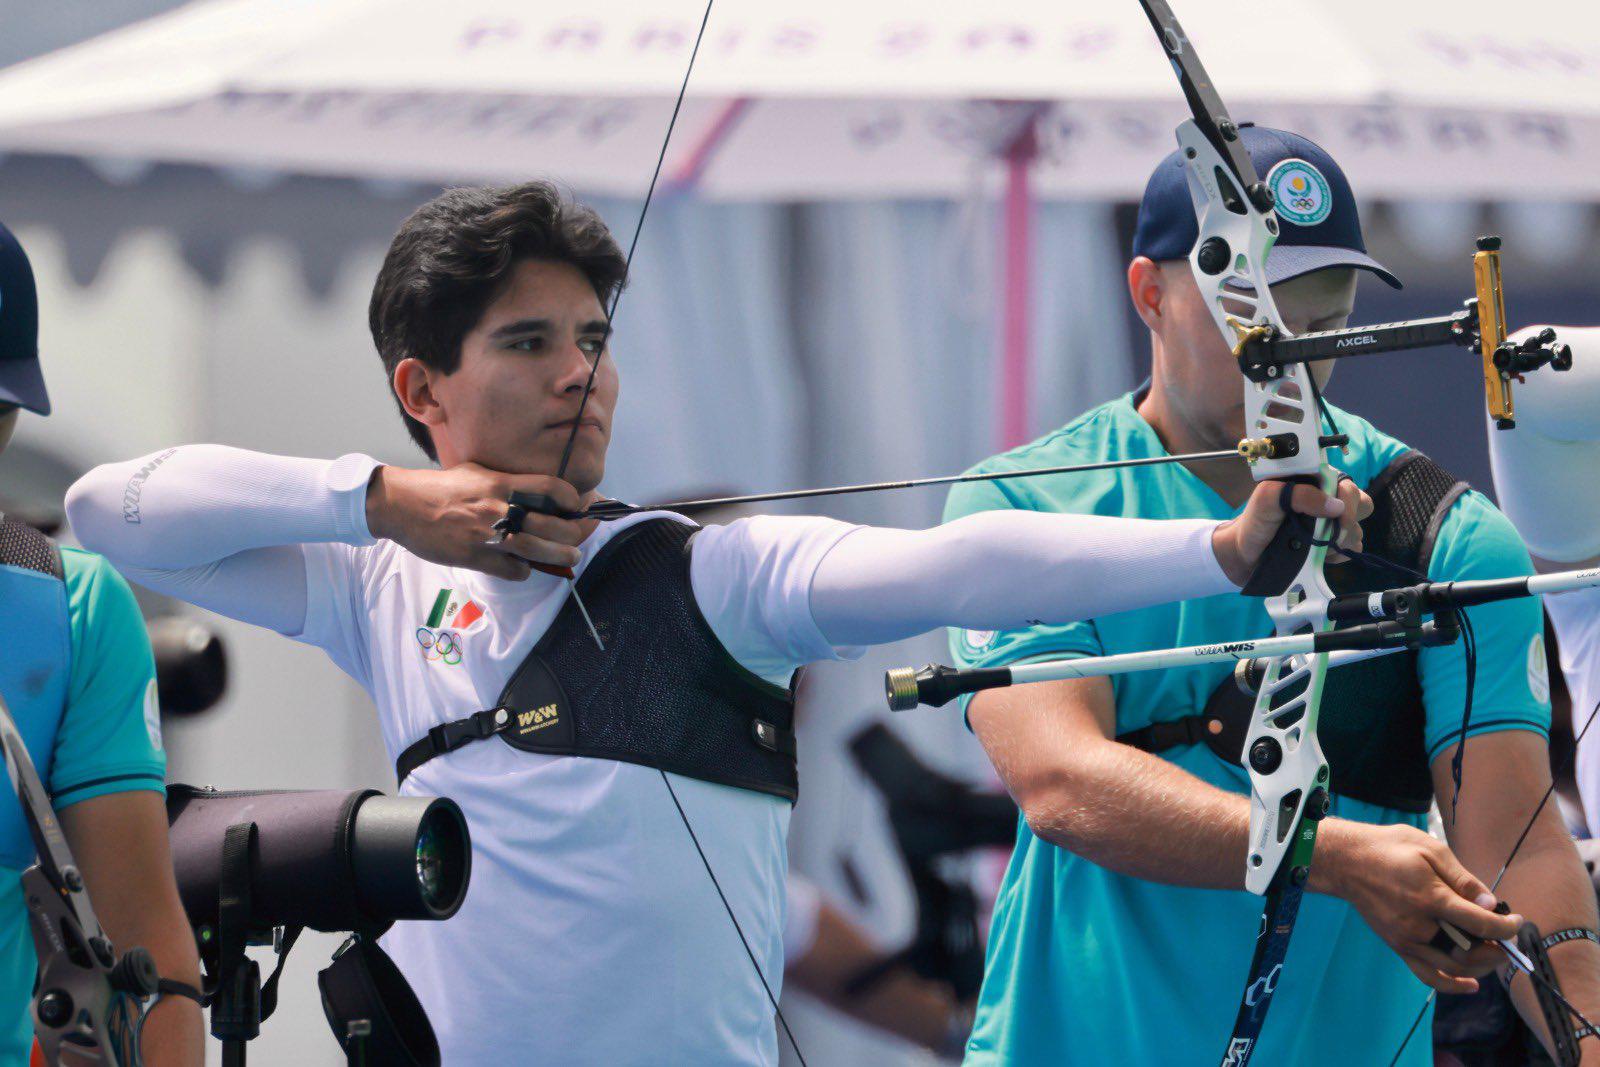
509,336 -> 546,354
578,337 -> 607,360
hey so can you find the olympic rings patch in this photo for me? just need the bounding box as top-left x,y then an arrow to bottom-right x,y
416,626 -> 465,666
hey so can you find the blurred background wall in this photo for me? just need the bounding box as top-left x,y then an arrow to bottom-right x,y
1,2 -> 1597,1064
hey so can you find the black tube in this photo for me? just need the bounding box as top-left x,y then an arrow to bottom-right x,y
1312,621 -> 1429,654
167,786 -> 470,932
1418,576 -> 1533,610
1326,588 -> 1416,625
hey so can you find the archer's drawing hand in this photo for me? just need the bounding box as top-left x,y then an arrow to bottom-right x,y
1212,477 -> 1372,586
1313,820 -> 1523,994
364,464 -> 592,581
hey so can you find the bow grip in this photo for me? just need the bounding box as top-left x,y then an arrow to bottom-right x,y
1241,476 -> 1320,598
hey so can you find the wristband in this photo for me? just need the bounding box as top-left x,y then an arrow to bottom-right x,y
1500,928 -> 1600,987
1543,927 -> 1600,952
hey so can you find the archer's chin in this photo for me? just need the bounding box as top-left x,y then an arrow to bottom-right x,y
562,453 -> 608,495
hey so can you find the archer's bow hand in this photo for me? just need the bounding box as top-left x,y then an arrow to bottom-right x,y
365,464 -> 591,581
1212,478 -> 1371,587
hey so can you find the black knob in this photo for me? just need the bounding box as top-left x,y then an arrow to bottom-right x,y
1553,343 -> 1574,371
1476,235 -> 1502,252
36,990 -> 73,1028
1390,590 -> 1414,623
1219,119 -> 1239,141
1305,787 -> 1331,822
110,948 -> 160,997
1248,737 -> 1282,774
1196,236 -> 1232,276
1247,182 -> 1277,215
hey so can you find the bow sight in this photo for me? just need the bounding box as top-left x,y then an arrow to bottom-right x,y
1229,236 -> 1572,429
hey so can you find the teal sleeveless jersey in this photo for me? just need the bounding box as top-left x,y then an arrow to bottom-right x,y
0,535 -> 166,1065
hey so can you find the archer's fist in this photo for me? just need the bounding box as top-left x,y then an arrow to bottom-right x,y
365,464 -> 593,581
1212,477 -> 1371,587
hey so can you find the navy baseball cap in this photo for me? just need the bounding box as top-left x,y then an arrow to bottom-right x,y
1133,124 -> 1400,290
0,221 -> 49,416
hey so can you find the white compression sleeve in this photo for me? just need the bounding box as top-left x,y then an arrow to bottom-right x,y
1487,326 -> 1600,562
65,445 -> 381,632
809,509 -> 1230,647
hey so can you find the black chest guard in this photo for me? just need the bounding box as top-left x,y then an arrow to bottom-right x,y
0,513 -> 62,577
395,518 -> 800,803
1121,451 -> 1468,813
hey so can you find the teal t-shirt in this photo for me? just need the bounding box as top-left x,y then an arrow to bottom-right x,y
945,394 -> 1548,1067
0,548 -> 166,1065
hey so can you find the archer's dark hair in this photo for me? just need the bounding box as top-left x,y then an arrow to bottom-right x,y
368,181 -> 628,460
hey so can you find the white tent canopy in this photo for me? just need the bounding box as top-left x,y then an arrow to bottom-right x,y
0,0 -> 1595,198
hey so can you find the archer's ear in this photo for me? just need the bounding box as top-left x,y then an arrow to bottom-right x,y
392,358 -> 444,429
1127,256 -> 1166,332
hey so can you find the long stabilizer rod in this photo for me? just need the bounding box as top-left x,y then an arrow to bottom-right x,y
887,565 -> 1600,713
886,622 -> 1431,712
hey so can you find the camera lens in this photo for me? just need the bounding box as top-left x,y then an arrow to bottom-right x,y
413,804 -> 469,914
351,796 -> 470,922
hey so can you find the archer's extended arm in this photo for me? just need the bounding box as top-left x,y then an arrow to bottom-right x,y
804,480 -> 1364,647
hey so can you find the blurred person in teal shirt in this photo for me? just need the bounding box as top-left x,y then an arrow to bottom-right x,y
0,220 -> 201,1066
946,128 -> 1600,1065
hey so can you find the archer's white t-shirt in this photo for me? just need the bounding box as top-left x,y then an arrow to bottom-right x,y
295,511 -> 858,1066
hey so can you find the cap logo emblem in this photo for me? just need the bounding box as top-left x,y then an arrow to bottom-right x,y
1265,159 -> 1333,227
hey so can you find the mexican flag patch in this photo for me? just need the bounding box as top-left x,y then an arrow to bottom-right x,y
425,588 -> 487,632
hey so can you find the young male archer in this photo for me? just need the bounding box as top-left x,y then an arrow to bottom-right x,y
65,181 -> 1368,1065
947,127 -> 1600,1065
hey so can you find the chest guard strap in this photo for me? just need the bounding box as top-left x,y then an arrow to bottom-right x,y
1120,451 -> 1468,813
395,518 -> 800,802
